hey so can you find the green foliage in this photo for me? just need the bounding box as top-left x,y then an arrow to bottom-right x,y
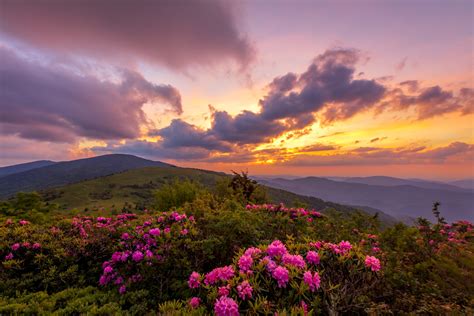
154,179 -> 208,211
0,192 -> 58,223
0,175 -> 472,314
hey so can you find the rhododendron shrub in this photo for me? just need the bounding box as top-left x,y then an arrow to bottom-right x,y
188,239 -> 381,314
98,212 -> 196,300
246,204 -> 323,221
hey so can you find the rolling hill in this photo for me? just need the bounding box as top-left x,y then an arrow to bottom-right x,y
0,154 -> 174,198
259,177 -> 474,222
35,165 -> 396,223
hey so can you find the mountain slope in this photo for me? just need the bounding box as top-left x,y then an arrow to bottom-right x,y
37,166 -> 397,223
260,177 -> 474,222
0,160 -> 56,177
0,154 -> 174,197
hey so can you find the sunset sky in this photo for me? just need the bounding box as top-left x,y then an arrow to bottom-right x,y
1,0 -> 473,180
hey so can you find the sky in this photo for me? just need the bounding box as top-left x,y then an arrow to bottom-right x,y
0,0 -> 473,180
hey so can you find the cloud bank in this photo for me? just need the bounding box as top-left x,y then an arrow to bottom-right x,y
0,47 -> 182,142
0,0 -> 254,70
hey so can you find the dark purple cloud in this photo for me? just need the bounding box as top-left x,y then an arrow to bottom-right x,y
210,110 -> 288,144
0,0 -> 254,70
382,85 -> 473,119
150,119 -> 231,151
0,47 -> 182,142
260,48 -> 386,124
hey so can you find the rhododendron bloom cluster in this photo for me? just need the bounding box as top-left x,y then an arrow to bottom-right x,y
365,256 -> 381,272
204,266 -> 235,285
237,280 -> 253,300
303,270 -> 321,292
267,240 -> 287,257
272,266 -> 290,287
246,203 -> 323,221
214,296 -> 239,316
188,239 -> 382,314
188,271 -> 201,288
189,297 -> 201,309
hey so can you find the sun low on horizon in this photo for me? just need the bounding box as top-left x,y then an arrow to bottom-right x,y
0,0 -> 473,181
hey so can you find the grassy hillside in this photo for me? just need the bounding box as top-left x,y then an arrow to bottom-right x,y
40,166 -> 387,219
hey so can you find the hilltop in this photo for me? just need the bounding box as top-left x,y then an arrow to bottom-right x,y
0,154 -> 173,198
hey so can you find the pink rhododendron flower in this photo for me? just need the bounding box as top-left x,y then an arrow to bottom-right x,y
244,247 -> 262,257
121,233 -> 131,240
132,250 -> 144,262
214,296 -> 239,316
272,266 -> 289,288
99,275 -> 108,286
303,271 -> 321,292
218,286 -> 230,297
306,251 -> 320,265
237,280 -> 253,300
11,243 -> 20,251
149,228 -> 160,236
365,256 -> 381,272
372,247 -> 381,253
32,243 -> 41,250
189,297 -> 201,309
119,285 -> 126,294
205,266 -> 235,285
261,256 -> 277,272
164,227 -> 171,234
338,241 -> 352,254
282,253 -> 306,269
5,253 -> 14,260
301,301 -> 308,315
267,240 -> 287,257
310,241 -> 323,249
188,271 -> 201,288
104,266 -> 113,274
180,229 -> 188,235
22,242 -> 31,248
19,220 -> 30,225
145,249 -> 153,258
238,254 -> 253,273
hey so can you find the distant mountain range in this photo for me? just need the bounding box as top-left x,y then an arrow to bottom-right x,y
258,176 -> 473,222
0,154 -> 173,198
326,176 -> 471,192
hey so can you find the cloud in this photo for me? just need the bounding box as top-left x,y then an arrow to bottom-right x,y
0,47 -> 182,142
383,85 -> 472,119
395,57 -> 408,71
399,80 -> 419,92
210,110 -> 288,144
260,48 -> 386,124
150,119 -> 231,151
0,0 -> 254,70
90,47 -> 472,163
370,137 -> 387,143
279,142 -> 473,167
